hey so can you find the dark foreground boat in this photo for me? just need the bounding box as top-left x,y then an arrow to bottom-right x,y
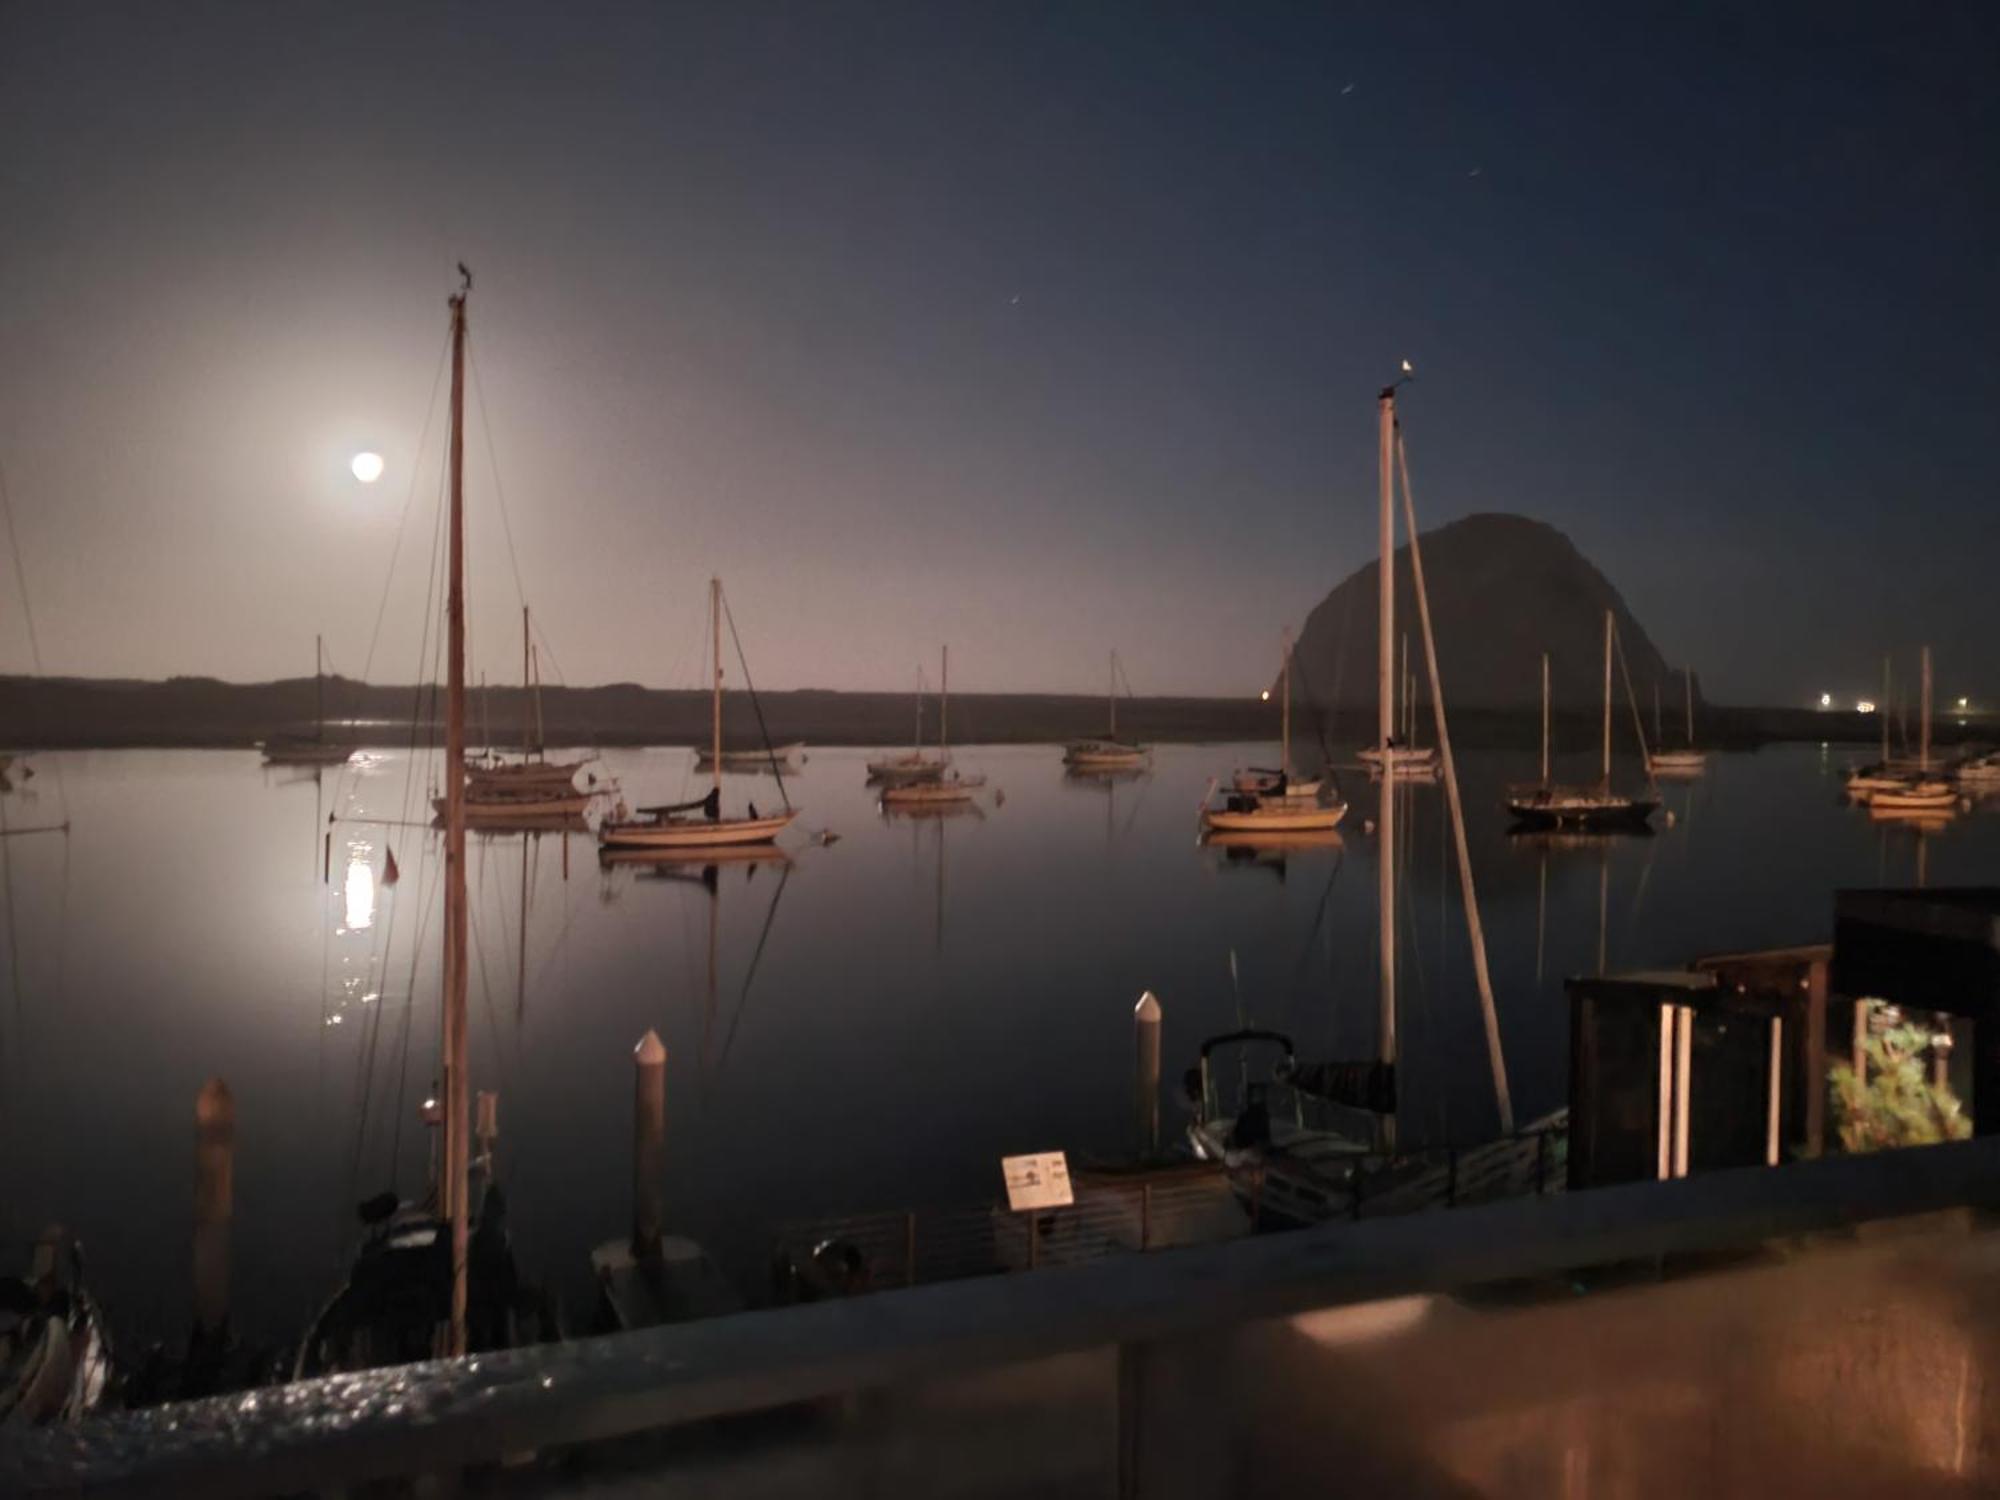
1,1227 -> 112,1426
295,1187 -> 558,1377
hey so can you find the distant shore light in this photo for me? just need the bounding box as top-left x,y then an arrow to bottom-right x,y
1958,696 -> 1970,710
1857,699 -> 1877,714
1260,689 -> 1271,702
1818,692 -> 1832,709
351,451 -> 385,484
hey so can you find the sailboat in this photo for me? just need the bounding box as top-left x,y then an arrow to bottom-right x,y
1,1227 -> 112,1425
1505,615 -> 1658,831
434,611 -> 594,825
1062,651 -> 1148,770
1203,632 -> 1344,834
598,579 -> 799,851
261,635 -> 353,766
1867,647 -> 1958,817
465,607 -> 595,794
881,646 -> 984,807
866,666 -> 948,786
298,270 -> 550,1377
1648,669 -> 1707,777
1357,634 -> 1438,778
1189,377 -> 1548,1225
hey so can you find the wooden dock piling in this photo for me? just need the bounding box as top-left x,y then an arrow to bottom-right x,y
633,1029 -> 667,1263
1135,991 -> 1162,1161
193,1078 -> 234,1341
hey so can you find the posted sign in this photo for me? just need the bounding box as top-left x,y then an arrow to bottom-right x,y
1001,1151 -> 1074,1212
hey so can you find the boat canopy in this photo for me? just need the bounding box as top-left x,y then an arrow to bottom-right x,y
1285,1058 -> 1397,1114
637,787 -> 721,820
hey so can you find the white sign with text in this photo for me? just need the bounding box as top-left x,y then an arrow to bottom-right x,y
1001,1151 -> 1074,1212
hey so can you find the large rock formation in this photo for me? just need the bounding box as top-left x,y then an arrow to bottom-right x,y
1288,513 -> 1690,715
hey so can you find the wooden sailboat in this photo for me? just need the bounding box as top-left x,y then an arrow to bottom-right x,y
298,270 -> 551,1378
465,607 -> 594,794
1648,668 -> 1707,776
1062,650 -> 1148,769
261,635 -> 353,766
1203,631 -> 1344,834
1357,633 -> 1438,778
1868,647 -> 1958,816
867,666 -> 947,786
1505,614 -> 1658,830
1189,379 -> 1543,1224
882,646 -> 984,807
598,579 -> 799,851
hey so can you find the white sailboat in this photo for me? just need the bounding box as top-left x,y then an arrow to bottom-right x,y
598,579 -> 799,851
1203,631 -> 1343,834
1648,668 -> 1707,777
1062,650 -> 1148,770
261,635 -> 353,766
1505,615 -> 1659,831
882,646 -> 984,807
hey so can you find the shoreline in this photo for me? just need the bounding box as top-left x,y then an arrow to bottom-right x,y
0,675 -> 1979,754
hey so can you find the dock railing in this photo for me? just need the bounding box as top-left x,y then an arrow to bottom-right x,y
7,1132 -> 1998,1498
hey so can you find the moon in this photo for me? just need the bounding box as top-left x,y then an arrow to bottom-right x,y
350,451 -> 385,484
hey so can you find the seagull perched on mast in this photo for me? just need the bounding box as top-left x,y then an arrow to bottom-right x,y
457,261 -> 473,292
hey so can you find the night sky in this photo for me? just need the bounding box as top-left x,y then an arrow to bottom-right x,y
2,3 -> 1994,703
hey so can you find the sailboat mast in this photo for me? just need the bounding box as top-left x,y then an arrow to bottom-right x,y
314,633 -> 325,741
940,644 -> 950,756
1684,669 -> 1695,748
1920,644 -> 1933,772
521,606 -> 532,757
1108,650 -> 1117,739
710,578 -> 723,799
1541,653 -> 1551,786
1601,610 -> 1613,785
1881,655 -> 1891,763
441,278 -> 472,1358
1376,387 -> 1397,1080
1280,630 -> 1292,780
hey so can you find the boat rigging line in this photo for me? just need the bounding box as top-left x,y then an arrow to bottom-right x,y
719,589 -> 795,810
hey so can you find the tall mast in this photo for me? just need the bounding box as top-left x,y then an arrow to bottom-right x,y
710,578 -> 723,799
1601,609 -> 1613,785
531,645 -> 545,753
1881,655 -> 1891,763
1376,386 -> 1397,1088
1280,629 -> 1292,780
314,633 -> 325,741
940,644 -> 950,757
1920,644 -> 1933,772
521,606 -> 532,757
1108,650 -> 1117,739
913,667 -> 923,754
441,273 -> 471,1358
1541,652 -> 1551,786
1684,669 -> 1695,748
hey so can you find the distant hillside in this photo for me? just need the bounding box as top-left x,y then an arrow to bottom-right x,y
1289,513 -> 1695,716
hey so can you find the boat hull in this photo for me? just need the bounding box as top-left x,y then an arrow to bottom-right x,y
598,809 -> 798,850
436,792 -> 594,822
695,743 -> 804,770
1649,750 -> 1708,776
1505,788 -> 1658,830
262,743 -> 354,767
881,781 -> 979,806
1202,801 -> 1347,834
1064,739 -> 1148,770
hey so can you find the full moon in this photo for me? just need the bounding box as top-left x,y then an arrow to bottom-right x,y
350,451 -> 385,484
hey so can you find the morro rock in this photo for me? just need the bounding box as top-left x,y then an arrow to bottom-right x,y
1288,513 -> 1690,714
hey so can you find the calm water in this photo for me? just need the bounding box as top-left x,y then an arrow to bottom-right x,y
0,741 -> 1991,1346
